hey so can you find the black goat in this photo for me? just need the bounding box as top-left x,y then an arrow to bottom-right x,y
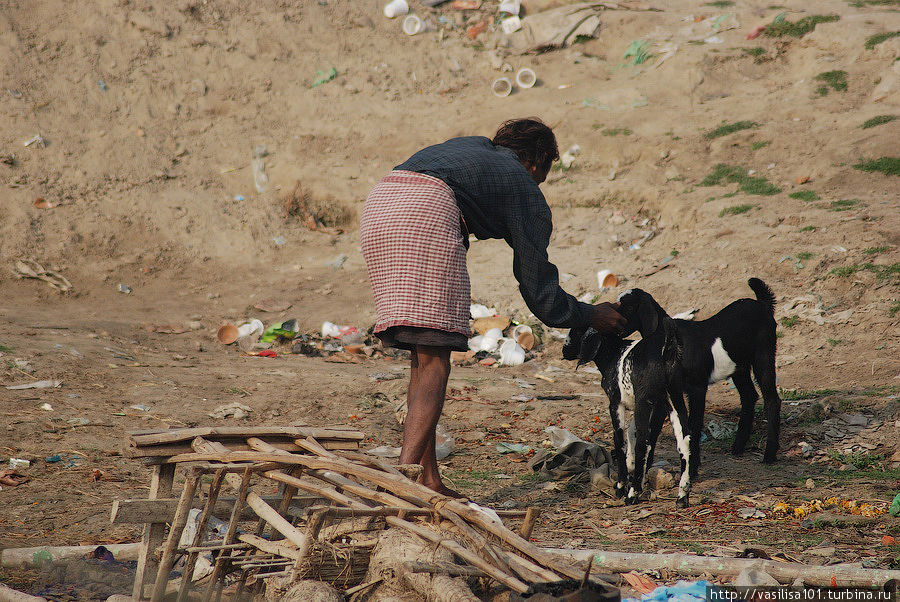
675,278 -> 781,476
563,289 -> 694,507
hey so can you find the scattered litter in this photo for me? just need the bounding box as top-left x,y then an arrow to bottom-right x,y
498,0 -> 519,15
327,253 -> 349,269
450,0 -> 480,8
13,259 -> 73,293
251,144 -> 269,193
746,24 -> 766,39
9,458 -> 31,470
704,35 -> 723,44
434,423 -> 456,460
597,269 -> 619,289
117,283 -> 132,294
255,349 -> 278,358
544,426 -> 584,449
530,438 -> 611,480
33,197 -> 58,209
499,338 -> 526,366
310,67 -> 338,88
383,0 -> 408,18
560,144 -> 580,169
39,403 -> 54,411
737,507 -> 766,519
129,404 -> 151,412
496,442 -> 533,454
501,15 -> 522,34
473,316 -> 511,335
6,379 -> 61,390
366,445 -> 402,458
208,402 -> 252,419
470,303 -> 497,319
773,497 -> 888,519
261,319 -> 300,343
733,568 -> 778,586
890,493 -> 900,517
624,39 -> 653,65
0,469 -> 30,487
506,4 -> 602,52
622,571 -> 658,595
23,134 -> 46,148
706,420 -> 737,441
492,76 -> 514,98
98,79 -> 108,91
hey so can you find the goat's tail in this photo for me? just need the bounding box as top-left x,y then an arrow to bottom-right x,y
748,277 -> 775,313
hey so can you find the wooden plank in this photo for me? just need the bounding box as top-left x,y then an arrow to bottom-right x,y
132,463 -> 175,601
151,471 -> 200,601
111,494 -> 325,524
129,426 -> 364,447
126,438 -> 358,458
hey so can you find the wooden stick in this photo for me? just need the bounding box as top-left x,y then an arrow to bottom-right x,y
439,511 -> 513,576
133,463 -> 175,600
177,468 -> 226,602
403,560 -> 487,577
202,466 -> 251,602
385,516 -> 529,594
546,548 -> 900,587
151,469 -> 200,602
265,470 -> 369,510
343,578 -> 383,597
237,534 -> 301,561
519,507 -> 540,540
130,426 -> 363,447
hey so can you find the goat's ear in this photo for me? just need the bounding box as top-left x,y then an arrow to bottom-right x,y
562,328 -> 585,361
636,294 -> 661,338
576,328 -> 603,367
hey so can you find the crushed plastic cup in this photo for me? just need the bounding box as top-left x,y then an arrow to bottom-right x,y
8,458 -> 30,470
435,423 -> 456,460
383,0 -> 409,18
512,324 -> 535,350
237,319 -> 264,339
322,321 -> 362,343
597,269 -> 619,289
402,14 -> 428,35
501,15 -> 522,34
515,67 -> 536,89
492,77 -> 513,97
498,0 -> 520,15
470,303 -> 496,319
499,338 -> 526,366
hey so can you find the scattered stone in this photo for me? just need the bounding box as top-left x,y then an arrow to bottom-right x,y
647,467 -> 674,490
805,478 -> 814,489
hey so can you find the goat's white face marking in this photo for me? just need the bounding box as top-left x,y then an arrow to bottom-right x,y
709,337 -> 737,384
617,340 -> 641,410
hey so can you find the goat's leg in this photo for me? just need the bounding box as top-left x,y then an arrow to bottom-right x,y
668,389 -> 692,508
626,401 -> 652,505
644,401 -> 668,488
752,352 -> 781,464
609,399 -> 629,499
730,367 -> 759,457
684,383 -> 707,479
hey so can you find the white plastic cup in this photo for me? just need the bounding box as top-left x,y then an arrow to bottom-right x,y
321,321 -> 342,338
499,339 -> 526,366
597,269 -> 620,289
516,67 -> 536,89
384,0 -> 409,18
492,77 -> 513,97
237,319 -> 264,339
501,15 -> 522,35
498,0 -> 521,15
402,14 -> 424,35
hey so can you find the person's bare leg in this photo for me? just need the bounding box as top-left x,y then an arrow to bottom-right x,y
399,345 -> 460,496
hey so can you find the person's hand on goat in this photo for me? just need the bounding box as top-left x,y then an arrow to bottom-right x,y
590,302 -> 626,335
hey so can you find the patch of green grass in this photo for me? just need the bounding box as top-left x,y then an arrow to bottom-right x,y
829,262 -> 900,282
830,264 -> 861,277
445,469 -> 505,489
863,246 -> 891,255
719,204 -> 758,217
827,199 -> 861,211
765,14 -> 840,38
751,140 -> 771,150
814,70 -> 848,95
780,388 -> 841,400
890,301 -> 900,316
700,163 -> 782,195
0,344 -> 13,353
789,190 -> 820,202
704,120 -> 760,139
705,196 -> 717,202
796,251 -> 814,261
780,315 -> 800,328
601,127 -> 633,136
799,225 -> 817,232
865,31 -> 900,50
861,115 -> 897,129
828,450 -> 885,470
849,0 -> 900,6
743,47 -> 767,63
827,338 -> 843,346
854,157 -> 900,176
705,0 -> 734,6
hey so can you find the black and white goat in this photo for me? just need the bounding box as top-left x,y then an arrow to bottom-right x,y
675,277 -> 781,476
563,289 -> 694,507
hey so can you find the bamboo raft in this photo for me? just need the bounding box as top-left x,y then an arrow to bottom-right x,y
120,426 -> 584,601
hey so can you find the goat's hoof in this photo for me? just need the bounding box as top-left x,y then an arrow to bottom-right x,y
624,496 -> 638,506
676,496 -> 690,509
730,445 -> 746,456
762,453 -> 778,464
614,485 -> 626,499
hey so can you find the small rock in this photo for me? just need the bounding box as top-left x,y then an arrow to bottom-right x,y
806,546 -> 836,557
187,320 -> 204,330
805,478 -> 814,489
798,441 -> 814,457
590,468 -> 615,490
647,467 -> 674,490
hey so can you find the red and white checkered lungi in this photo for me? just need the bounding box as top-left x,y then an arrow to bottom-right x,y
361,170 -> 471,338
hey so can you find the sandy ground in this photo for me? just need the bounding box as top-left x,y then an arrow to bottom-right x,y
1,0 -> 899,597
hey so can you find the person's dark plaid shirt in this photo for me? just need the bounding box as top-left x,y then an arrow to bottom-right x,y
396,135 -> 592,329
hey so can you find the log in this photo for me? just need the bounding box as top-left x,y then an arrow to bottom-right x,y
130,426 -> 363,447
110,494 -> 324,524
547,548 -> 900,587
133,463 -> 175,600
0,543 -> 140,568
0,583 -> 47,602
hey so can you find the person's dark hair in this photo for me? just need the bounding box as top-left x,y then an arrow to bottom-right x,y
491,118 -> 559,172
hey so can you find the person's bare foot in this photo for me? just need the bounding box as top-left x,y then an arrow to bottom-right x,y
421,478 -> 466,499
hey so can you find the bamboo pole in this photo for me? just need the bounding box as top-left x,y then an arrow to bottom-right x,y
546,548 -> 900,587
130,426 -> 363,447
133,463 -> 175,600
237,534 -> 301,561
519,508 -> 540,540
201,466 -> 252,602
177,468 -> 226,602
151,469 -> 201,602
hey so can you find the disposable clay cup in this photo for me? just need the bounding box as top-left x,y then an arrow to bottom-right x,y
492,77 -> 513,97
515,67 -> 536,89
216,324 -> 239,345
512,324 -> 535,350
597,269 -> 620,289
384,0 -> 409,18
402,14 -> 428,35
